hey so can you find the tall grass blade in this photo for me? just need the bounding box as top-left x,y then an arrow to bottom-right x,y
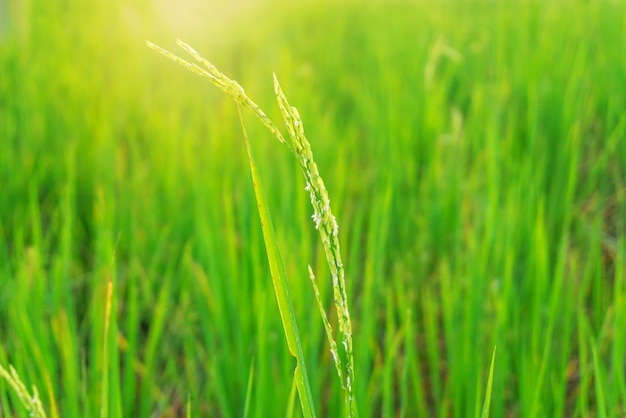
237,106 -> 317,418
480,346 -> 496,418
591,342 -> 608,418
100,278 -> 113,418
286,374 -> 298,418
243,358 -> 255,418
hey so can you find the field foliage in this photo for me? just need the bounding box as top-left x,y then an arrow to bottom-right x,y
1,0 -> 625,416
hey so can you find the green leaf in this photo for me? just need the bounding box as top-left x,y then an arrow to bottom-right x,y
237,106 -> 317,418
481,346 -> 496,418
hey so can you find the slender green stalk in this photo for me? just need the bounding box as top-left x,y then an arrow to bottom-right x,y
100,278 -> 113,418
243,358 -> 255,418
274,77 -> 357,416
237,105 -> 316,418
480,347 -> 496,418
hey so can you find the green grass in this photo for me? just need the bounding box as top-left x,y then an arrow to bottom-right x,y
1,0 -> 625,416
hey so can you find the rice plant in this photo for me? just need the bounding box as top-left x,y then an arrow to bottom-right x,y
147,38 -> 357,417
0,364 -> 48,418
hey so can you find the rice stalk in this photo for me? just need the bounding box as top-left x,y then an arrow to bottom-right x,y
0,363 -> 48,418
147,39 -> 357,417
274,77 -> 356,416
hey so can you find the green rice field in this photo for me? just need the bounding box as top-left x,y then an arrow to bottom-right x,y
1,0 -> 625,416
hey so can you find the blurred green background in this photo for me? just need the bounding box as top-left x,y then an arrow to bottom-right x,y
1,0 -> 625,416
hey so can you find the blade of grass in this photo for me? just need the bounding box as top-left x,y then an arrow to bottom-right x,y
286,374 -> 298,418
243,357 -> 255,418
237,105 -> 317,418
100,278 -> 113,418
591,341 -> 608,418
481,346 -> 496,418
